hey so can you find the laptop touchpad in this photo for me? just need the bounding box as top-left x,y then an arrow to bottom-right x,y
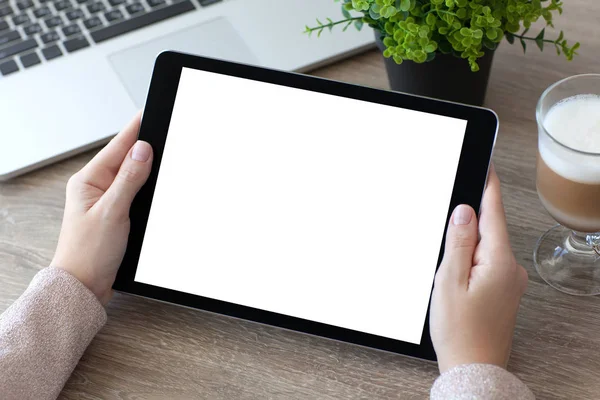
109,18 -> 260,107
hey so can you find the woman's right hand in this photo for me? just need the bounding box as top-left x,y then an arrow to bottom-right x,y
430,166 -> 528,373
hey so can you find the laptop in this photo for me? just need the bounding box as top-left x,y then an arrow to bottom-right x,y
0,0 -> 374,180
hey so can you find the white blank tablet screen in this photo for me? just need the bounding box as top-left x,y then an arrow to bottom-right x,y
134,68 -> 467,345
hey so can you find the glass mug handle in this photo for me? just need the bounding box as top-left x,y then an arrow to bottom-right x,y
586,234 -> 600,257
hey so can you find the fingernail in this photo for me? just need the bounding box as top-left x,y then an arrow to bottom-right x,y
453,205 -> 472,225
131,141 -> 151,162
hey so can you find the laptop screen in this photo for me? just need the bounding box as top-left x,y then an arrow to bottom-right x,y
133,67 -> 467,345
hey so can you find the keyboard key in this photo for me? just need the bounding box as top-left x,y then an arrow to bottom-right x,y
41,44 -> 61,60
86,1 -> 104,13
83,16 -> 102,29
125,2 -> 143,15
0,59 -> 18,75
63,35 -> 88,52
0,38 -> 37,61
65,9 -> 84,20
0,30 -> 20,46
24,23 -> 42,35
53,0 -> 71,10
33,6 -> 51,18
104,9 -> 123,22
62,24 -> 80,36
0,6 -> 14,17
41,30 -> 59,43
108,0 -> 125,6
198,0 -> 221,5
146,0 -> 164,7
12,13 -> 29,25
16,0 -> 33,10
20,51 -> 40,67
0,21 -> 8,31
92,0 -> 194,43
44,15 -> 63,28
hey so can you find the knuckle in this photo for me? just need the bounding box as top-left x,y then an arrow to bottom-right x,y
93,200 -> 128,223
66,172 -> 82,191
434,269 -> 448,288
117,166 -> 140,183
450,231 -> 475,250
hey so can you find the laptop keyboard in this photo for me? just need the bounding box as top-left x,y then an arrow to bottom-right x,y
0,0 -> 220,76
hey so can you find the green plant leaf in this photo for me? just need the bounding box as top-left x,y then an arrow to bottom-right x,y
369,7 -> 381,20
438,40 -> 452,54
482,38 -> 498,50
341,6 -> 351,19
486,29 -> 498,40
535,28 -> 545,51
305,0 -> 578,71
505,32 -> 514,44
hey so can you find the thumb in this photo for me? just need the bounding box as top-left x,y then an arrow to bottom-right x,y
100,141 -> 153,220
437,205 -> 478,286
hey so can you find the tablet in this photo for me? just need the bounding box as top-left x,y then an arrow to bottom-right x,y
114,51 -> 498,362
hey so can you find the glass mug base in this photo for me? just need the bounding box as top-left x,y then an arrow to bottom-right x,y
534,224 -> 600,296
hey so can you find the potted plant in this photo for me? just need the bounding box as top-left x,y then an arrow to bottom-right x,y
306,0 -> 579,106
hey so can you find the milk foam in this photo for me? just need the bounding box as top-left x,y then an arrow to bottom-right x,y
539,94 -> 600,184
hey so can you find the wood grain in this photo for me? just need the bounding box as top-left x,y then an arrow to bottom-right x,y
2,2 -> 600,398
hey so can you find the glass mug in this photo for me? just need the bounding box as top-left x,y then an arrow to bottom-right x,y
534,74 -> 600,296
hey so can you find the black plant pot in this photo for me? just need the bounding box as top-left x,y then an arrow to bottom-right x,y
375,32 -> 495,106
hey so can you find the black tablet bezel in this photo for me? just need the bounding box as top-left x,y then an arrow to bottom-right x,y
114,51 -> 498,362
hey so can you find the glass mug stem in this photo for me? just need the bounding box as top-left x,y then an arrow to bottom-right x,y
565,231 -> 600,256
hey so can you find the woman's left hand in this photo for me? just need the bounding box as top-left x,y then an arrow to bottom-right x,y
51,113 -> 153,305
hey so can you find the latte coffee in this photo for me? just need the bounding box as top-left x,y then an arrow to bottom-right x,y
537,94 -> 600,233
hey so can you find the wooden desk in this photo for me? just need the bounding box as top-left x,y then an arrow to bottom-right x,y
2,2 -> 600,397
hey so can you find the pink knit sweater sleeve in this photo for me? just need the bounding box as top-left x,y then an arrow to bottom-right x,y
1,267 -> 535,399
0,267 -> 106,400
431,363 -> 535,399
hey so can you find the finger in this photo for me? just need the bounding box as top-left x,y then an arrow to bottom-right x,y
478,165 -> 511,248
95,140 -> 153,220
78,111 -> 143,191
436,204 -> 479,286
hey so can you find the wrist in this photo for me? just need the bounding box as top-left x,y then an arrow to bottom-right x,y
438,353 -> 508,374
51,263 -> 112,306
